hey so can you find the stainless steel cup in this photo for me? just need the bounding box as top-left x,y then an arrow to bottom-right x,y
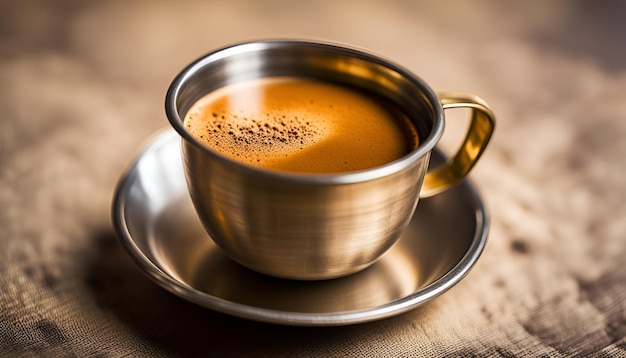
166,40 -> 495,280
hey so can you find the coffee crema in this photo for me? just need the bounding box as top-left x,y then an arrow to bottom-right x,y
184,77 -> 419,174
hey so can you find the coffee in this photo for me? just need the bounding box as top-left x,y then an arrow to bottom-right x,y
184,76 -> 419,173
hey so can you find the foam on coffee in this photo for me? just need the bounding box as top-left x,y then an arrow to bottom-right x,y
184,77 -> 418,173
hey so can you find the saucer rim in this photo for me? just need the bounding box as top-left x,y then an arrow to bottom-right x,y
112,129 -> 489,326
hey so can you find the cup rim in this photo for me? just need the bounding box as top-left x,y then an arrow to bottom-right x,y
165,39 -> 444,184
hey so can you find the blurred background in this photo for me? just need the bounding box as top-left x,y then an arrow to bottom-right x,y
1,0 -> 625,356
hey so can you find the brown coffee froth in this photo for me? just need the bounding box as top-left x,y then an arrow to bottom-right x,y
184,77 -> 418,173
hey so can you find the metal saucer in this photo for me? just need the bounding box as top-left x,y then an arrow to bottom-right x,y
112,129 -> 488,326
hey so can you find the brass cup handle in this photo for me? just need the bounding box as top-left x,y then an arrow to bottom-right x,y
420,91 -> 496,198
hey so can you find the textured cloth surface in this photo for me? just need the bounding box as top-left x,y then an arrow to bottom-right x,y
1,1 -> 626,356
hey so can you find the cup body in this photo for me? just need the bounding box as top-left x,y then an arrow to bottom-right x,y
166,40 -> 445,280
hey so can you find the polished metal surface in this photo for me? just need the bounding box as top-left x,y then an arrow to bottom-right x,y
112,129 -> 488,326
165,40 -> 494,279
422,91 -> 495,197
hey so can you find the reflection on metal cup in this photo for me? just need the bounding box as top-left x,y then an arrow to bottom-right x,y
165,40 -> 494,280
